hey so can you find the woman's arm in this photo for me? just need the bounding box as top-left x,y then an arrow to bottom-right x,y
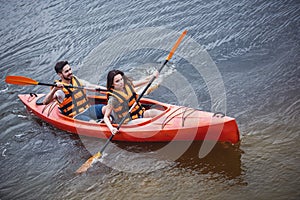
132,70 -> 159,88
104,104 -> 119,135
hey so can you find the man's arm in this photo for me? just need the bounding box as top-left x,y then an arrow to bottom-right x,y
43,82 -> 64,105
43,87 -> 58,105
80,79 -> 107,90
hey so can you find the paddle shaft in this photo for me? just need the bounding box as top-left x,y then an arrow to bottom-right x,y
117,59 -> 168,129
75,30 -> 187,174
103,30 -> 188,148
43,82 -> 106,92
97,59 -> 170,156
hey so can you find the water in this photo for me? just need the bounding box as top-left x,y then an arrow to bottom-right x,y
1,0 -> 299,199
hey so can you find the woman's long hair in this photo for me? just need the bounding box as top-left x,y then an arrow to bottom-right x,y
107,69 -> 130,98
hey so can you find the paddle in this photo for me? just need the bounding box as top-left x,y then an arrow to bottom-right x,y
75,30 -> 188,174
5,75 -> 107,92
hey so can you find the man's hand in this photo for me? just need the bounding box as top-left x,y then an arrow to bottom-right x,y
54,82 -> 64,90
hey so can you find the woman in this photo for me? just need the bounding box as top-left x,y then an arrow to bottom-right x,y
103,69 -> 162,135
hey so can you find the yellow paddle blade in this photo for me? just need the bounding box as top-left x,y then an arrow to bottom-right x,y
166,30 -> 187,61
5,75 -> 39,85
75,151 -> 102,174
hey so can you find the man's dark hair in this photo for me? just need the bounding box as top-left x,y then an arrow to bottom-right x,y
55,61 -> 69,73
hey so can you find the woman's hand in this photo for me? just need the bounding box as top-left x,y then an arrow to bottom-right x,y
152,70 -> 159,79
110,127 -> 119,135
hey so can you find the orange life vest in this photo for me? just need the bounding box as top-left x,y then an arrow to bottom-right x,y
108,83 -> 144,123
55,76 -> 90,117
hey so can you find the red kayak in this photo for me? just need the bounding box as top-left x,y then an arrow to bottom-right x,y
18,93 -> 240,144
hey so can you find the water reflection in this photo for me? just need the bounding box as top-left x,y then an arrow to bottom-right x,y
114,141 -> 244,181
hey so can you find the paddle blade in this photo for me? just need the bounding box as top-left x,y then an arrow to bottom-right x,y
75,151 -> 102,174
5,75 -> 39,86
166,30 -> 187,61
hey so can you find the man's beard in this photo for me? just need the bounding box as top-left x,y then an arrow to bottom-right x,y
63,74 -> 72,81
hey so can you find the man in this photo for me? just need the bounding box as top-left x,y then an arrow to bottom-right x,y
43,61 -> 106,121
